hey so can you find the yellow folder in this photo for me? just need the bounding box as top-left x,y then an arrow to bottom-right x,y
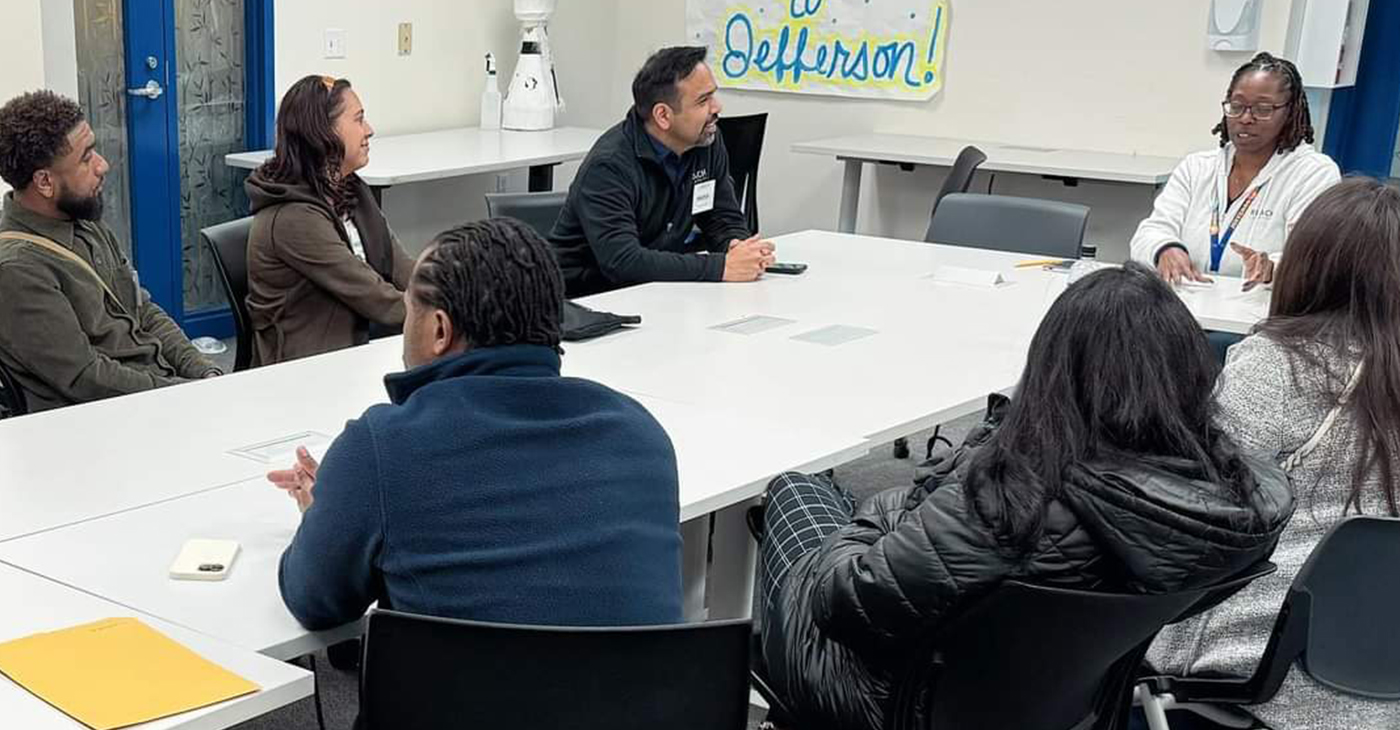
0,617 -> 259,730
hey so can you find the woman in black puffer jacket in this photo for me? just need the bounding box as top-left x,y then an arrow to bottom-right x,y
757,263 -> 1295,730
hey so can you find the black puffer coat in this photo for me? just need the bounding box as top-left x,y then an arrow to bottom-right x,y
762,397 -> 1295,730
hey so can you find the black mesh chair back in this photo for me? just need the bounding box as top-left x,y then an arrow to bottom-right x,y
0,356 -> 27,419
484,191 -> 569,239
926,192 -> 1089,259
892,564 -> 1274,730
715,113 -> 768,232
360,609 -> 752,730
924,145 -> 987,241
200,217 -> 254,372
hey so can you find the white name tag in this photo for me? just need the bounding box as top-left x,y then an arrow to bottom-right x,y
692,179 -> 716,215
929,265 -> 1007,288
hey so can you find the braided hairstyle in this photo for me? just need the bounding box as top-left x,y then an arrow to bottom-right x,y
410,218 -> 564,353
1212,52 -> 1314,153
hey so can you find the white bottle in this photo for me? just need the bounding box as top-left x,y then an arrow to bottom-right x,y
480,53 -> 502,130
1067,244 -> 1106,284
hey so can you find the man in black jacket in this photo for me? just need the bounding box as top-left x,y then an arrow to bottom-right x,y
550,46 -> 774,297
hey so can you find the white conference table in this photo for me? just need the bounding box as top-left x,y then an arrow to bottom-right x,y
0,563 -> 311,730
225,126 -> 603,199
0,230 -> 1268,727
792,134 -> 1180,233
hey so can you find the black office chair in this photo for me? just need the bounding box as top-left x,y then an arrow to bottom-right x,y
201,217 -> 255,372
484,190 -> 569,240
360,609 -> 752,730
924,145 -> 987,242
1139,517 -> 1400,729
754,564 -> 1273,730
716,113 -> 768,232
926,192 -> 1090,259
0,356 -> 28,419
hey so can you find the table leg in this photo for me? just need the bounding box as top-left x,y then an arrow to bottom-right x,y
528,164 -> 557,192
705,497 -> 761,620
681,516 -> 710,621
837,159 -> 863,233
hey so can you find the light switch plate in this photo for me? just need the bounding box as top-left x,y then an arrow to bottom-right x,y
398,22 -> 413,56
324,28 -> 346,59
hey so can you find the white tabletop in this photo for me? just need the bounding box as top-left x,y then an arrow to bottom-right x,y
1041,271 -> 1268,336
224,126 -> 603,187
567,231 -> 1059,443
0,563 -> 311,729
0,389 -> 866,660
792,134 -> 1179,185
0,343 -> 391,542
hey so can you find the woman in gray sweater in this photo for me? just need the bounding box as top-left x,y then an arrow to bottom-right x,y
1148,177 -> 1400,729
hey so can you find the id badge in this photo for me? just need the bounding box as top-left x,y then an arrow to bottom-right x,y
692,179 -> 716,215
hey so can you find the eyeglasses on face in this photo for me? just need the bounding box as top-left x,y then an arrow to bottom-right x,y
1222,100 -> 1288,121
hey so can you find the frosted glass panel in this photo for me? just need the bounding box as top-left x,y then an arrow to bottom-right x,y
73,0 -> 134,260
175,0 -> 247,312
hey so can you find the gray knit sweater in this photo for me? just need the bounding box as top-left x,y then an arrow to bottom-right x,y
1148,334 -> 1399,730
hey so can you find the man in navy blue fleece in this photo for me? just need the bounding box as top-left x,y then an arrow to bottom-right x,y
271,218 -> 683,630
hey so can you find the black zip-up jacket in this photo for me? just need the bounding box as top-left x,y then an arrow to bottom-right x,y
549,112 -> 751,298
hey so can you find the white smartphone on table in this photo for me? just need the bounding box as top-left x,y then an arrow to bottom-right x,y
169,539 -> 241,581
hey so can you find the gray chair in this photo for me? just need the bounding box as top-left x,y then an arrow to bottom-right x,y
200,217 -> 255,372
360,609 -> 751,730
484,191 -> 569,240
0,356 -> 27,419
1139,517 -> 1400,729
926,193 -> 1090,259
893,193 -> 1089,459
924,145 -> 987,242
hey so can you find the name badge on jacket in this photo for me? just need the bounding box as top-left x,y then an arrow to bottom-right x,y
692,179 -> 716,215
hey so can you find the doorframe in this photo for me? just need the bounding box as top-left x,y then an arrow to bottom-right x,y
124,0 -> 275,338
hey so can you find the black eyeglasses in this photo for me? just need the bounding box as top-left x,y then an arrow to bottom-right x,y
1222,100 -> 1289,121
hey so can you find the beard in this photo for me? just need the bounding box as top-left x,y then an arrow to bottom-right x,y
696,115 -> 719,147
56,186 -> 104,222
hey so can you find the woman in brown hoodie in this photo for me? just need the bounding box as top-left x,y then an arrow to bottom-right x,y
244,75 -> 414,365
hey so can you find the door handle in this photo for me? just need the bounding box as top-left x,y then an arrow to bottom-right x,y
126,80 -> 164,100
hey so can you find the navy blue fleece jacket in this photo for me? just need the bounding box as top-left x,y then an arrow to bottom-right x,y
277,344 -> 683,630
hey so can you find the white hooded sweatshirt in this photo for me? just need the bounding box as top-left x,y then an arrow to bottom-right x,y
1130,143 -> 1339,277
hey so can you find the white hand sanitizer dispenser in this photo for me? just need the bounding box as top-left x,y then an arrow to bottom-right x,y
481,53 -> 503,130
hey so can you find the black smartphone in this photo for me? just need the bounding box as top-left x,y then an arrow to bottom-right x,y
765,262 -> 808,275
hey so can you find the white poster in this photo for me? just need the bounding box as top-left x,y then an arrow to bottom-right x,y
686,0 -> 951,101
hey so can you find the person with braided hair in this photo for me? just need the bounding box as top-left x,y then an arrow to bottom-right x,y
1131,52 -> 1339,289
271,217 -> 683,633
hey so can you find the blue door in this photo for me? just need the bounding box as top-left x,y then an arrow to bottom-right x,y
73,0 -> 272,336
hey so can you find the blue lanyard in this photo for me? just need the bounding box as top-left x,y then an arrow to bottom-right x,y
1209,182 -> 1265,273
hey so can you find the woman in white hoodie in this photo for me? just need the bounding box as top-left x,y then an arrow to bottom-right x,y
1131,53 -> 1340,288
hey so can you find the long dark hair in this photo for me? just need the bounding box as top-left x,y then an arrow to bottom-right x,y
1212,52 -> 1314,153
410,218 -> 565,353
1257,177 -> 1400,515
964,262 -> 1247,547
259,75 -> 356,216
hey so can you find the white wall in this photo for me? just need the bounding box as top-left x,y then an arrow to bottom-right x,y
0,0 -> 46,196
610,0 -> 1294,261
274,0 -> 620,253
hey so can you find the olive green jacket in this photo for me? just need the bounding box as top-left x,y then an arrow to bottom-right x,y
0,193 -> 219,413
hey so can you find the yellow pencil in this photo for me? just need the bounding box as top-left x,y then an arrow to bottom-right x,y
1015,258 -> 1067,268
